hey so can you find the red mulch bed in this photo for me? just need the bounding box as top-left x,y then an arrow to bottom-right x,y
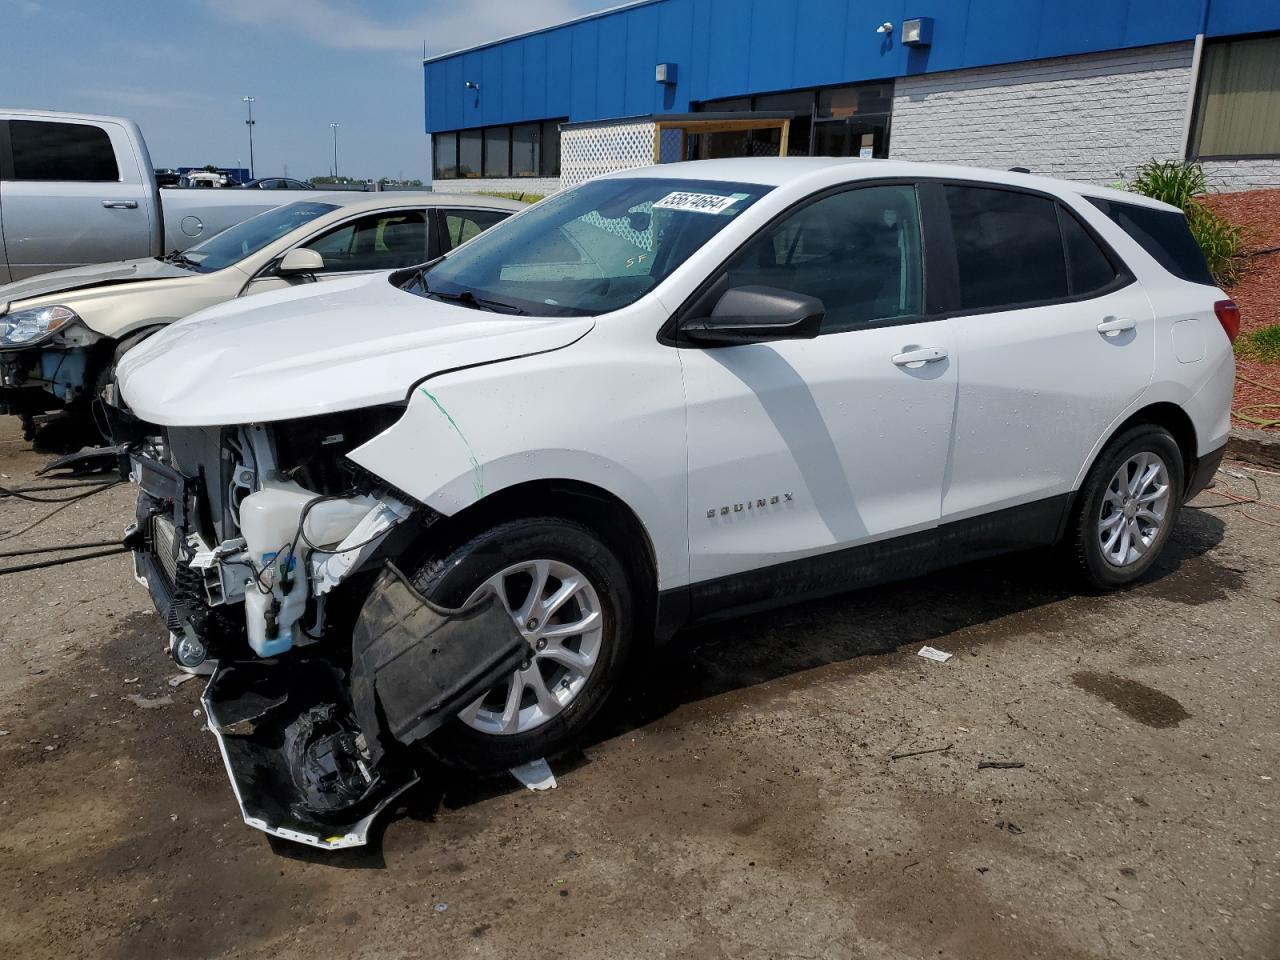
1203,189 -> 1280,430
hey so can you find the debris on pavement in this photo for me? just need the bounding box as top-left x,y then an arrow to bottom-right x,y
511,757 -> 558,791
434,903 -> 448,913
126,694 -> 173,709
978,761 -> 1026,770
889,743 -> 954,761
994,820 -> 1025,835
168,673 -> 198,688
917,645 -> 954,663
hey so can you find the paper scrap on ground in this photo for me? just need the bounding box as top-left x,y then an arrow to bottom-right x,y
510,757 -> 557,791
917,645 -> 954,663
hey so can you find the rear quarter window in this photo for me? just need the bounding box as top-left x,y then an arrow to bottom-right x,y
1085,197 -> 1215,287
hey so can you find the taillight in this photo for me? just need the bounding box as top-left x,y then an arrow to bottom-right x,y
1214,300 -> 1241,343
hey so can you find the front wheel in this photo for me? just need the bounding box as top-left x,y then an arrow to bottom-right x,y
409,517 -> 633,773
1067,424 -> 1184,590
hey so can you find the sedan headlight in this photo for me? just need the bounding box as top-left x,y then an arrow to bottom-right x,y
0,305 -> 81,347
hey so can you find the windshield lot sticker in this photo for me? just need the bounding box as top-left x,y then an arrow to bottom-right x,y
653,191 -> 741,215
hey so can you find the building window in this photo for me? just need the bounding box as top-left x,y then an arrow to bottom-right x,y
432,119 -> 565,180
484,127 -> 510,177
512,123 -> 539,177
1191,34 -> 1280,159
432,132 -> 458,180
694,81 -> 894,161
458,130 -> 483,178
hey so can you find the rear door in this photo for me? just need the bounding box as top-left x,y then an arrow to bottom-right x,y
936,182 -> 1156,524
0,117 -> 152,279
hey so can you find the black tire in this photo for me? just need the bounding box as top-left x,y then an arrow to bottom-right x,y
1066,424 -> 1184,590
409,517 -> 633,773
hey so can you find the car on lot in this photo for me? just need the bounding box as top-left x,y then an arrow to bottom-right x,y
114,157 -> 1234,847
0,109 -> 333,283
0,193 -> 519,439
239,177 -> 313,190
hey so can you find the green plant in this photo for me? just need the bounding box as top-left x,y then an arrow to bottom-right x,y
1128,159 -> 1244,287
1237,324 -> 1280,365
1130,160 -> 1207,209
477,191 -> 545,204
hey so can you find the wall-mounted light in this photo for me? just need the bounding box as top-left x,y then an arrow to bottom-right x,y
464,80 -> 480,91
655,62 -> 677,85
875,21 -> 894,35
902,17 -> 934,46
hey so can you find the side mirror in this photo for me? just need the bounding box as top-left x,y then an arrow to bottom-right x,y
278,248 -> 325,276
683,286 -> 824,346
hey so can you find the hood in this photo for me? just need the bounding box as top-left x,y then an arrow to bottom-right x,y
118,273 -> 594,427
0,258 -> 192,309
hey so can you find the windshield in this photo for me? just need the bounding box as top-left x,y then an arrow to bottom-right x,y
179,201 -> 338,273
406,178 -> 772,316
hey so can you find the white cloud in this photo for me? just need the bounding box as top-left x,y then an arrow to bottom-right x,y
203,0 -> 605,53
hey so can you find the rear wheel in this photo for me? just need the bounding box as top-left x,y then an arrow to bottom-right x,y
1067,424 -> 1184,590
409,517 -> 633,772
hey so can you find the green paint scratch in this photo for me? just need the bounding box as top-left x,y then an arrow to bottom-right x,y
420,387 -> 484,498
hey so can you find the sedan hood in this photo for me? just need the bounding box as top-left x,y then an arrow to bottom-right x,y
0,258 -> 190,309
117,273 -> 594,426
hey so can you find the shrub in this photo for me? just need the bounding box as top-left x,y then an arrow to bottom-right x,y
1237,324 -> 1280,365
1128,160 -> 1244,287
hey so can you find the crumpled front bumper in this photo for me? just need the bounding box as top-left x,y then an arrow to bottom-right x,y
197,566 -> 528,850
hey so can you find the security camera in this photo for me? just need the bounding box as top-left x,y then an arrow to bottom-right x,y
876,22 -> 894,34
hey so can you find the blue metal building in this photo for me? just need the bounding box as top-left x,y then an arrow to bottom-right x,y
424,0 -> 1280,192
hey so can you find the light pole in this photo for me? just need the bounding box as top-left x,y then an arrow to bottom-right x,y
242,96 -> 256,180
330,122 -> 340,179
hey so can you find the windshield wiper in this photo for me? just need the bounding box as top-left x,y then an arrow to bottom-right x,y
162,249 -> 200,270
428,289 -> 528,316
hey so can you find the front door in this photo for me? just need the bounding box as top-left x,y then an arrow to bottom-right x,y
679,183 -> 957,613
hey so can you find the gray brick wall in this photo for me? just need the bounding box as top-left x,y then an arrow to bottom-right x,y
890,44 -> 1196,185
1200,158 -> 1280,193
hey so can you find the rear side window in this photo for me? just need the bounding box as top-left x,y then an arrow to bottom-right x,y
9,120 -> 120,182
1058,208 -> 1119,296
1086,197 -> 1214,286
945,186 -> 1067,311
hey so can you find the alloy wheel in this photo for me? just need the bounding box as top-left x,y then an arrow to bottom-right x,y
459,559 -> 604,736
1097,452 -> 1172,568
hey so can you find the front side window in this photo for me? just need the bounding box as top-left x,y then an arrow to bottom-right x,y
9,120 -> 119,182
305,210 -> 429,272
181,201 -> 338,272
1191,34 -> 1280,159
718,185 -> 924,334
946,186 -> 1068,312
410,178 -> 772,317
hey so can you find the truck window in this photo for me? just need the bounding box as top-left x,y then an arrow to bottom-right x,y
9,120 -> 120,182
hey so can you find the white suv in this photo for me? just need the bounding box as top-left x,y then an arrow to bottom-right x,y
116,158 -> 1235,847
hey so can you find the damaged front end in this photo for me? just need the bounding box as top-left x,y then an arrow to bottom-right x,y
126,411 -> 526,848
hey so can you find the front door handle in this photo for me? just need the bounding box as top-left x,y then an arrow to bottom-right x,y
101,200 -> 138,209
1097,316 -> 1135,337
892,346 -> 948,367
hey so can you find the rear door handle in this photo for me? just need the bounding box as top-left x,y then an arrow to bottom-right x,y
101,200 -> 138,209
892,346 -> 948,367
1096,316 -> 1135,336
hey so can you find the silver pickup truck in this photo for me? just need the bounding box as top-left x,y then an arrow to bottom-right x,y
0,108 -> 333,283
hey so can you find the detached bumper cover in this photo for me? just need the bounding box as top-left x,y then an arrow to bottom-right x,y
200,564 -> 528,851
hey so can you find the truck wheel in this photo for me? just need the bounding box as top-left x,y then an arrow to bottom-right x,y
409,517 -> 633,773
1067,424 -> 1184,590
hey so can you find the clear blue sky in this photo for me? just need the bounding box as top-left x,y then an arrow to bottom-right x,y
2,0 -> 610,181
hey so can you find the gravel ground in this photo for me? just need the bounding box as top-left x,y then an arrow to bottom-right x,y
0,416 -> 1277,960
1204,188 -> 1280,431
